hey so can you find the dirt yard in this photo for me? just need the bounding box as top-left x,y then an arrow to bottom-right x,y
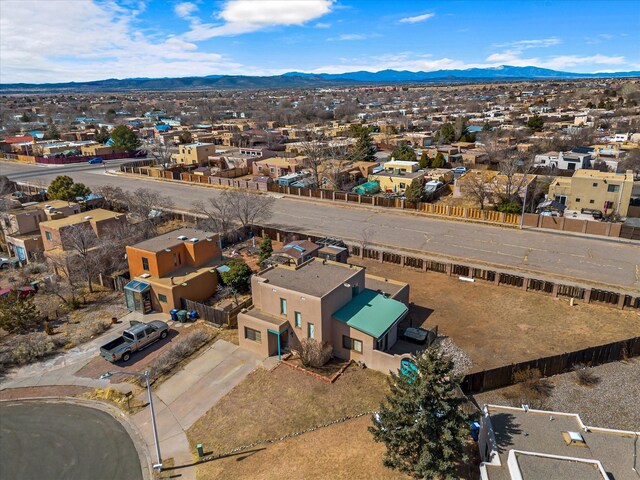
187,364 -> 390,479
350,258 -> 640,371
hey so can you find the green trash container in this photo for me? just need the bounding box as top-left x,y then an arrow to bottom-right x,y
176,310 -> 188,323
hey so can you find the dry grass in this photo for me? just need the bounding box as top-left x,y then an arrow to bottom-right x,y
81,387 -> 145,414
572,363 -> 600,387
187,365 -> 388,479
194,416 -> 411,480
350,258 -> 640,370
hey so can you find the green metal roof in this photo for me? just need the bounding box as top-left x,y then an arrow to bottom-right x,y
333,289 -> 408,339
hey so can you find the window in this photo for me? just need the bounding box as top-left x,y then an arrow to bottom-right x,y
575,198 -> 581,203
45,231 -> 52,241
158,294 -> 167,303
590,199 -> 595,204
307,322 -> 315,339
145,326 -> 155,335
607,184 -> 620,193
399,182 -> 406,189
142,257 -> 149,271
244,327 -> 262,343
280,298 -> 287,315
343,335 -> 363,353
294,311 -> 301,328
592,182 -> 598,187
270,167 -> 275,174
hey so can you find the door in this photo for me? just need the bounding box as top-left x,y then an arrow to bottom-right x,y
15,246 -> 26,262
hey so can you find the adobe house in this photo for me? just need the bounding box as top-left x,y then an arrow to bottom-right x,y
237,258 -> 414,373
124,227 -> 222,314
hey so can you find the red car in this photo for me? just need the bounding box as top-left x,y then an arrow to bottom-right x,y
0,286 -> 37,299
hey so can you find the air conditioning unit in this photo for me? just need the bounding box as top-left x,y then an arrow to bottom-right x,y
189,237 -> 199,243
84,216 -> 92,220
139,273 -> 151,278
177,235 -> 188,240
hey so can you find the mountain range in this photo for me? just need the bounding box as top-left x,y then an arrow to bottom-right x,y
2,66 -> 638,92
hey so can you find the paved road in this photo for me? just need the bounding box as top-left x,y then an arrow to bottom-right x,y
2,161 -> 639,290
0,402 -> 143,480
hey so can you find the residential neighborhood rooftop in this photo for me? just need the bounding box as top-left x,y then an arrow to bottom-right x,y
38,208 -> 121,228
131,227 -> 217,253
333,288 -> 408,339
258,258 -> 361,298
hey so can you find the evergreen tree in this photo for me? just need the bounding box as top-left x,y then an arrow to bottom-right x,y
47,175 -> 91,203
482,122 -> 492,132
404,180 -> 424,203
526,114 -> 544,133
352,127 -> 377,162
437,123 -> 456,143
390,143 -> 417,161
110,124 -> 140,151
95,126 -> 111,144
0,293 -> 41,334
419,151 -> 429,169
220,260 -> 252,293
43,124 -> 60,140
258,234 -> 273,267
431,152 -> 446,168
370,348 -> 471,479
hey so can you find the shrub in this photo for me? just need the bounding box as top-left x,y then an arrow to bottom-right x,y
24,262 -> 48,275
292,338 -> 333,368
573,363 -> 600,386
141,330 -> 214,385
507,368 -> 554,408
0,334 -> 56,367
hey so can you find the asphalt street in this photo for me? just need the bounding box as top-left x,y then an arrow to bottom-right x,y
2,160 -> 639,290
0,402 -> 143,480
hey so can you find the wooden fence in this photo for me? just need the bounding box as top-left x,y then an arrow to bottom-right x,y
253,224 -> 640,311
182,298 -> 252,328
461,336 -> 640,394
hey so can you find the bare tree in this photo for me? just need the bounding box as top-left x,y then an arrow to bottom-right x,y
125,188 -> 174,238
147,143 -> 174,168
59,224 -> 105,293
225,190 -> 275,227
619,149 -> 640,176
463,172 -> 492,210
193,196 -> 236,240
497,153 -> 536,203
300,138 -> 326,186
359,225 -> 376,253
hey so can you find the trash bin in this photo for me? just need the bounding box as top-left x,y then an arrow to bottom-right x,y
188,310 -> 198,321
470,421 -> 480,441
176,310 -> 188,323
169,309 -> 179,322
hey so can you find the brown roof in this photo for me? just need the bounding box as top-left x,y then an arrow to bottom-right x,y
274,240 -> 319,259
131,227 -> 217,253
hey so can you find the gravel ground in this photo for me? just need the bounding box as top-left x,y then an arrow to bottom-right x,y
434,337 -> 473,375
474,358 -> 640,431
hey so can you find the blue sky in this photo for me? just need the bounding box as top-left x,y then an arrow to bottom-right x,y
1,0 -> 639,83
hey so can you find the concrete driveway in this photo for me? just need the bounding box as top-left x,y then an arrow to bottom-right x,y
0,401 -> 143,480
130,340 -> 263,477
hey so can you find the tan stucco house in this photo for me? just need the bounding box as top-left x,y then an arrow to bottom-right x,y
237,258 -> 413,373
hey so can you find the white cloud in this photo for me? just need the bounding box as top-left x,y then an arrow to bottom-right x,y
399,13 -> 435,24
496,37 -> 561,49
175,2 -> 198,20
0,0 -> 244,83
327,33 -> 380,41
315,22 -> 332,28
183,0 -> 334,41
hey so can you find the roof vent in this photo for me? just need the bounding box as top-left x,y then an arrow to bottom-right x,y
84,216 -> 92,220
189,237 -> 199,243
177,235 -> 188,240
139,273 -> 151,278
44,204 -> 51,208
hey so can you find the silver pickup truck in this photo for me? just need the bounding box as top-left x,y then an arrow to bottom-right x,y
100,320 -> 169,363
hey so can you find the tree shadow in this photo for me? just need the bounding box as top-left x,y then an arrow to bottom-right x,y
164,448 -> 266,471
488,412 -> 522,456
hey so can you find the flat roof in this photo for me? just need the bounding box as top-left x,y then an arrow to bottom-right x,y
333,289 -> 408,339
131,227 -> 217,253
486,405 -> 638,480
364,274 -> 407,298
258,259 -> 361,298
370,170 -> 424,180
515,453 -> 605,480
39,208 -> 121,228
11,199 -> 72,214
572,169 -> 631,181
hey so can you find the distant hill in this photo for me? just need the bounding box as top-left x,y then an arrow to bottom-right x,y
2,65 -> 638,92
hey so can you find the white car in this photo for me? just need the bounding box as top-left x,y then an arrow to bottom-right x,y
0,257 -> 11,269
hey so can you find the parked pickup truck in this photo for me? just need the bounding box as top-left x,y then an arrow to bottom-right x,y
100,320 -> 169,363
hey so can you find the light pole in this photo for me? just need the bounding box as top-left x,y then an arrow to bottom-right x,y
519,180 -> 530,229
100,370 -> 162,472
